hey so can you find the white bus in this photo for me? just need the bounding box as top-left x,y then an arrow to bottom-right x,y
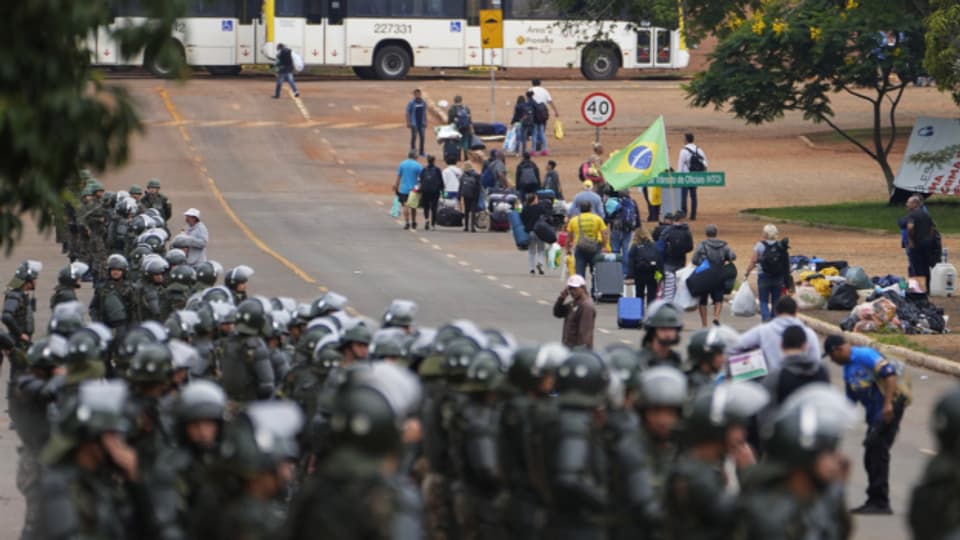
91,0 -> 689,80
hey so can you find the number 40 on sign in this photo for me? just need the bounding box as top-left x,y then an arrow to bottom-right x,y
581,92 -> 615,143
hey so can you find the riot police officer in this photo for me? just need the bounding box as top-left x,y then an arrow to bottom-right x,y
370,328 -> 409,363
633,365 -> 687,505
664,382 -> 769,540
3,261 -> 41,352
339,319 -> 373,366
161,265 -> 196,320
194,260 -> 223,292
310,291 -> 348,318
142,178 -> 173,222
910,385 -> 960,539
734,384 -> 855,540
224,265 -> 254,304
47,301 -> 85,338
382,299 -> 418,334
125,343 -> 178,467
51,262 -> 88,310
220,299 -> 274,402
638,301 -> 684,368
686,325 -> 740,394
89,255 -> 137,332
537,350 -> 610,540
138,255 -> 169,322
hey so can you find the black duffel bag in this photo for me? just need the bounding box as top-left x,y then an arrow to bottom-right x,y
686,262 -> 725,297
533,217 -> 557,244
827,283 -> 859,311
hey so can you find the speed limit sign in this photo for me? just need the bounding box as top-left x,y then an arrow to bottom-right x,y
581,92 -> 615,127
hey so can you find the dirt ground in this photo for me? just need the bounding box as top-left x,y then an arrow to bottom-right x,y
414,77 -> 959,357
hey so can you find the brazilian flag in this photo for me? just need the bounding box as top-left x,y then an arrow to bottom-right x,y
601,116 -> 670,190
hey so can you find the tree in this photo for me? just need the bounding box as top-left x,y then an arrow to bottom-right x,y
0,0 -> 186,253
924,0 -> 960,104
686,0 -> 927,194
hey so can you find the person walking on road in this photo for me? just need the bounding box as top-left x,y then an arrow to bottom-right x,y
515,151 -> 541,200
553,275 -> 596,349
627,228 -> 662,305
272,43 -> 300,99
660,212 -> 693,301
418,155 -> 443,231
442,160 -> 462,202
567,180 -> 605,219
677,133 -> 707,220
824,334 -> 907,515
528,79 -> 559,156
565,201 -> 609,278
180,208 -> 209,266
447,95 -> 472,162
905,195 -> 936,290
406,89 -> 428,157
732,296 -> 821,374
394,151 -> 422,230
743,224 -> 793,322
690,224 -> 735,327
459,163 -> 481,233
543,160 -> 563,200
521,193 -> 547,275
607,190 -> 641,276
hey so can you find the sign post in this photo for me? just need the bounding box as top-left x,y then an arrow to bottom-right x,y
480,9 -> 503,124
581,92 -> 616,143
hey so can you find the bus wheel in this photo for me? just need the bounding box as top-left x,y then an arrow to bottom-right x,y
352,66 -> 376,79
145,41 -> 185,78
207,66 -> 242,76
581,46 -> 620,80
373,45 -> 411,80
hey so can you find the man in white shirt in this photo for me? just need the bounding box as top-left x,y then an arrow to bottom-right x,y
676,132 -> 708,221
181,208 -> 209,266
528,79 -> 560,157
442,162 -> 463,201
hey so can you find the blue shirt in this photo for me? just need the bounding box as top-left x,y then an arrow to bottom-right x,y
567,190 -> 605,218
397,159 -> 423,195
843,346 -> 897,424
406,99 -> 427,128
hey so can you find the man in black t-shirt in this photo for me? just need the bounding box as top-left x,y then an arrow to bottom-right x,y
905,196 -> 935,288
273,43 -> 300,99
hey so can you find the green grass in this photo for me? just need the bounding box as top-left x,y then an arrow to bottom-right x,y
805,126 -> 913,146
745,200 -> 960,234
872,332 -> 930,354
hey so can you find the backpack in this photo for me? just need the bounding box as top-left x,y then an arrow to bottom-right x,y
612,197 -> 638,231
665,227 -> 693,260
534,102 -> 549,124
443,139 -> 460,165
579,161 -> 600,182
480,161 -> 496,189
517,162 -> 539,192
453,105 -> 472,130
521,102 -> 536,127
420,167 -> 443,195
687,145 -> 706,172
631,243 -> 659,276
760,240 -> 787,275
459,171 -> 480,200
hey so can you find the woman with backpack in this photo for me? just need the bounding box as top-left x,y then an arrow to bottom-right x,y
459,162 -> 482,233
521,193 -> 548,275
627,228 -> 662,305
418,155 -> 443,230
744,224 -> 794,322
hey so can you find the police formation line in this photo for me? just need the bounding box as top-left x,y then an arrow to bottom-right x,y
4,175 -> 960,540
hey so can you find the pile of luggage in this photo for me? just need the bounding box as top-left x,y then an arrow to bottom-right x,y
841,289 -> 949,335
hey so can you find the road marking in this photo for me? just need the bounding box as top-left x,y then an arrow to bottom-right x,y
345,169 -> 356,175
375,200 -> 385,206
195,120 -> 239,127
432,244 -> 442,250
371,123 -> 405,130
158,86 -> 317,286
329,122 -> 367,129
519,291 -> 531,297
458,260 -> 469,266
288,88 -> 311,120
919,448 -> 937,456
446,253 -> 456,259
620,339 -> 632,345
486,275 -> 498,281
501,284 -> 513,290
537,299 -> 550,305
236,120 -> 281,128
473,268 -> 483,273
598,328 -> 611,335
336,159 -> 346,165
419,237 -> 429,243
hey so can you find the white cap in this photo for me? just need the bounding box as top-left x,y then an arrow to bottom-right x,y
184,208 -> 201,219
566,275 -> 586,288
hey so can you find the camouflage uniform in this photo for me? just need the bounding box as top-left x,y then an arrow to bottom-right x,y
79,198 -> 109,282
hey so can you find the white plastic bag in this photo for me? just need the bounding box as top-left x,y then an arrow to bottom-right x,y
547,243 -> 562,270
291,51 -> 305,73
504,123 -> 520,154
731,282 -> 758,317
673,266 -> 698,311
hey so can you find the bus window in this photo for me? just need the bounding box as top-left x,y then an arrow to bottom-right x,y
275,0 -> 305,17
185,0 -> 240,16
637,29 -> 651,64
506,0 -> 561,19
466,0 -> 495,25
329,0 -> 344,24
305,0 -> 325,22
347,0 -> 388,16
391,0 -> 464,17
655,28 -> 671,64
113,0 -> 150,17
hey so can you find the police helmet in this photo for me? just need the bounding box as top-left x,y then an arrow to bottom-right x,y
167,339 -> 199,374
634,366 -> 688,409
462,347 -> 510,393
128,245 -> 152,268
201,286 -> 234,305
58,262 -> 89,286
370,328 -> 408,360
508,342 -> 567,393
683,382 -> 769,443
933,386 -> 960,456
165,249 -> 187,267
330,363 -> 422,454
406,328 -> 436,364
224,265 -> 254,288
101,191 -> 116,207
687,325 -> 741,365
644,301 -> 684,329
235,299 -> 267,337
176,379 -> 227,422
311,291 -> 348,317
118,321 -> 169,361
433,320 -> 486,356
220,400 -> 303,476
195,260 -> 223,286
170,234 -> 192,250
555,350 -> 610,408
129,216 -> 150,236
271,296 -> 297,314
140,233 -> 166,253
48,301 -> 86,336
443,336 -> 484,380
142,255 -> 170,276
41,380 -> 131,464
106,255 -> 129,272
298,323 -> 338,359
269,310 -> 292,338
381,299 -> 417,328
169,265 -> 197,286
341,319 -> 373,346
27,335 -> 69,370
312,335 -> 343,374
117,197 -> 139,217
126,342 -> 173,383
14,260 -> 42,282
67,325 -> 110,363
763,384 -> 856,466
483,328 -> 518,351
602,344 -> 643,386
164,310 -> 200,340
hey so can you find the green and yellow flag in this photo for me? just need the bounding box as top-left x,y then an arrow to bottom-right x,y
601,116 -> 670,190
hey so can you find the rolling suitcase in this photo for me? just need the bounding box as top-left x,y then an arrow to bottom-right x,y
592,260 -> 623,302
617,298 -> 644,328
489,210 -> 511,232
508,211 -> 529,250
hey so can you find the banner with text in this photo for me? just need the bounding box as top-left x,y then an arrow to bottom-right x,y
647,172 -> 726,187
894,117 -> 960,196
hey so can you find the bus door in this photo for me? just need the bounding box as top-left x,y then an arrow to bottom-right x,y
324,0 -> 345,65
635,28 -> 653,67
466,0 -> 502,67
654,28 -> 672,67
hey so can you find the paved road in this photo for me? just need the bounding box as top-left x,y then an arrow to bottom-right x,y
0,77 -> 954,540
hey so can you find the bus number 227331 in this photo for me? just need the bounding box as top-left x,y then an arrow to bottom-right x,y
373,23 -> 413,34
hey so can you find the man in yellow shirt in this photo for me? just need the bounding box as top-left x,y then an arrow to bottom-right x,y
565,201 -> 610,278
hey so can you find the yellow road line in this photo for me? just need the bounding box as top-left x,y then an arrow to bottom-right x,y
157,86 -> 317,286
288,87 -> 311,120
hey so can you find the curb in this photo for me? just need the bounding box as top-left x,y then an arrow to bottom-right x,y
797,313 -> 960,377
736,211 -> 894,236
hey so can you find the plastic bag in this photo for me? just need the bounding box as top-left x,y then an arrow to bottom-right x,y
845,266 -> 873,289
547,243 -> 562,269
795,285 -> 826,310
292,51 -> 305,73
504,123 -> 520,154
673,266 -> 699,311
732,282 -> 758,317
390,196 -> 401,218
406,191 -> 421,209
554,119 -> 564,140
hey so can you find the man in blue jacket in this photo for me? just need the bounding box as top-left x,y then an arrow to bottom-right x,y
406,89 -> 428,157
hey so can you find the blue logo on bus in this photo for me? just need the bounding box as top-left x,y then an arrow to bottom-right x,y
221,20 -> 234,32
450,21 -> 462,33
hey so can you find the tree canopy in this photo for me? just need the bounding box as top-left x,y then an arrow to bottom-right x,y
924,0 -> 960,104
0,0 -> 186,253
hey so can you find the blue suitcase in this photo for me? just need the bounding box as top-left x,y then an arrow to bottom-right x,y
508,211 -> 529,250
617,297 -> 644,329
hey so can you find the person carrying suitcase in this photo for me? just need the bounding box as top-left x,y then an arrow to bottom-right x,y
627,229 -> 662,306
